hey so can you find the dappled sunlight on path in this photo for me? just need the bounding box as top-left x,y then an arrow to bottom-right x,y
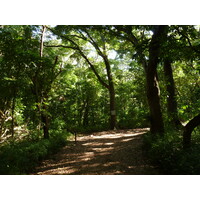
32,128 -> 159,175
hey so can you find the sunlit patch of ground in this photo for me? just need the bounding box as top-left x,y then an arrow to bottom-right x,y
32,128 -> 159,175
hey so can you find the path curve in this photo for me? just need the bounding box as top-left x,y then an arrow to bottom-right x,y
33,128 -> 159,175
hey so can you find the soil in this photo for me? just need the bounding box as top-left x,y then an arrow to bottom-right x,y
32,128 -> 159,175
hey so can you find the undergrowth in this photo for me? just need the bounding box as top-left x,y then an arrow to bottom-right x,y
143,127 -> 200,175
0,131 -> 71,175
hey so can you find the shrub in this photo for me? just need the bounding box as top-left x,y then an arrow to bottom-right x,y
0,131 -> 70,174
143,129 -> 200,174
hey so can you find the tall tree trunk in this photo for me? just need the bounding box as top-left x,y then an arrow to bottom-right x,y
104,56 -> 117,129
146,25 -> 167,135
183,113 -> 200,149
164,59 -> 182,128
146,71 -> 164,135
40,25 -> 49,139
41,103 -> 49,139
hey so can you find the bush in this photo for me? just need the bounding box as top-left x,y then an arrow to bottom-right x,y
0,131 -> 70,174
143,129 -> 200,174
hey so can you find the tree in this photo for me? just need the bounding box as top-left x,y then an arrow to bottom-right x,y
39,25 -> 49,139
80,27 -> 117,129
0,25 -> 67,139
1,25 -> 200,149
0,25 -> 32,137
30,25 -> 64,139
47,26 -> 118,129
107,25 -> 166,135
163,59 -> 182,128
145,26 -> 169,135
183,113 -> 200,148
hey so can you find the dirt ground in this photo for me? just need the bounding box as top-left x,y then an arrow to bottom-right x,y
32,128 -> 159,175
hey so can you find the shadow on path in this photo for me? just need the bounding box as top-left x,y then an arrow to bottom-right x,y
32,128 -> 159,175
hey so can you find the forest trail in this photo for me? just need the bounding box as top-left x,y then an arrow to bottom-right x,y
33,128 -> 159,175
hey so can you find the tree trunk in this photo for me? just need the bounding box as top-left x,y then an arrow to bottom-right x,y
183,113 -> 200,149
11,86 -> 17,137
11,97 -> 16,137
0,111 -> 5,137
104,56 -> 117,130
146,25 -> 167,135
40,25 -> 49,139
83,97 -> 89,127
109,83 -> 116,129
164,59 -> 182,128
146,71 -> 164,135
40,25 -> 46,58
41,108 -> 49,139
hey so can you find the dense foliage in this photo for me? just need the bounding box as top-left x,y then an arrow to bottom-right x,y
143,127 -> 200,174
0,131 -> 70,174
0,25 -> 200,174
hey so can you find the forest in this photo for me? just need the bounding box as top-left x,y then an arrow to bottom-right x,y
0,25 -> 200,175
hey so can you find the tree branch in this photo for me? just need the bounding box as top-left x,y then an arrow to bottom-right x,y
84,29 -> 105,57
175,27 -> 200,54
78,50 -> 109,89
44,44 -> 78,50
46,27 -> 109,89
183,113 -> 200,148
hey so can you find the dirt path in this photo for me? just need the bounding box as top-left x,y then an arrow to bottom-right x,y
32,128 -> 159,175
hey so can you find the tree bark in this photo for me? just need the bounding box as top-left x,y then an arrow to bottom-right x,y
164,59 -> 182,128
183,113 -> 200,149
146,70 -> 164,135
146,26 -> 167,135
